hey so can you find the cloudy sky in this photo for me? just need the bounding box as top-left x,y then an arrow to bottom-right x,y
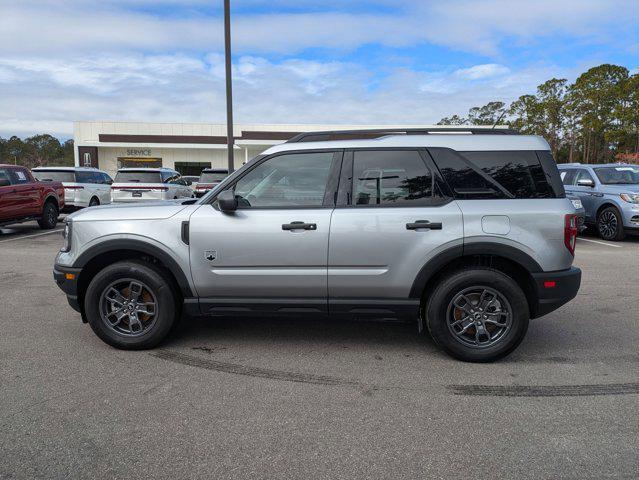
1,0 -> 638,137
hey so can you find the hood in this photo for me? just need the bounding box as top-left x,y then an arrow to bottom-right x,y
600,184 -> 639,194
68,199 -> 195,222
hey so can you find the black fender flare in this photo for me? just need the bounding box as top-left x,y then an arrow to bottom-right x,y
73,238 -> 193,297
409,242 -> 542,298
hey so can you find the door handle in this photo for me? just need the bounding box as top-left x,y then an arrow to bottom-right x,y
406,220 -> 442,230
282,221 -> 317,231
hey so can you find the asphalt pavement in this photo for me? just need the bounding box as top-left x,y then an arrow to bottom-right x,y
1,221 -> 638,479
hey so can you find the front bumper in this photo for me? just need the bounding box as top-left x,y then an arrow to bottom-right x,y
53,264 -> 83,314
530,267 -> 581,318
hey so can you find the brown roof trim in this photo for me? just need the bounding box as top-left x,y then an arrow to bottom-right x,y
99,130 -> 300,145
238,131 -> 300,141
99,134 -> 228,144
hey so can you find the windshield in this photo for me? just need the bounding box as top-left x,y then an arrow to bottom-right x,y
199,172 -> 227,183
114,171 -> 162,183
594,166 -> 639,185
33,170 -> 75,182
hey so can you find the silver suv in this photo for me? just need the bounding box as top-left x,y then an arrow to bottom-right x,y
53,128 -> 581,362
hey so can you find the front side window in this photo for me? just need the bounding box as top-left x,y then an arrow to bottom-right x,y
594,166 -> 639,185
574,169 -> 594,185
9,168 -> 31,184
232,152 -> 334,207
352,150 -> 433,206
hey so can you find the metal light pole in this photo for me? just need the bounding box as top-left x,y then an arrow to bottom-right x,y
224,0 -> 235,173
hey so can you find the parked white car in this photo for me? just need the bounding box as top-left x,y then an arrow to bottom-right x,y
110,168 -> 194,203
32,167 -> 113,211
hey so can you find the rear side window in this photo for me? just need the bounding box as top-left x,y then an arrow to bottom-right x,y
0,168 -> 11,185
33,170 -> 75,182
114,171 -> 162,183
461,151 -> 554,198
430,148 -> 560,199
76,171 -> 96,184
352,150 -> 433,206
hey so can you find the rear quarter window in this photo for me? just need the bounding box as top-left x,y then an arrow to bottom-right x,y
429,148 -> 561,199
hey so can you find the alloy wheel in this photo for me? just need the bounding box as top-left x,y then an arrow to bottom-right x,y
598,211 -> 618,239
446,286 -> 513,349
99,278 -> 158,337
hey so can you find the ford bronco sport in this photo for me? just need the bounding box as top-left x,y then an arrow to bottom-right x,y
53,128 -> 581,362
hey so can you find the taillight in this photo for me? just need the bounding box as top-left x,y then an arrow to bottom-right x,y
564,214 -> 578,256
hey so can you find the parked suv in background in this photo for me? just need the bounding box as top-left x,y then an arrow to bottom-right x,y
0,164 -> 64,229
33,167 -> 112,211
110,168 -> 194,203
195,168 -> 229,197
53,128 -> 581,362
558,163 -> 639,241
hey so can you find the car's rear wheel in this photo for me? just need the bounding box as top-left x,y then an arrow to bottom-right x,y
84,260 -> 179,349
37,201 -> 58,229
425,268 -> 529,362
597,206 -> 625,241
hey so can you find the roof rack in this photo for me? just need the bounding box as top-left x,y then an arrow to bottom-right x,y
286,127 -> 519,143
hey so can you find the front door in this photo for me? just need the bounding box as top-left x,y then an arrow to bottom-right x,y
328,149 -> 464,317
188,150 -> 340,315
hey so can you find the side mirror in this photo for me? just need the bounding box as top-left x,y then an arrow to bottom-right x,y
0,179 -> 10,187
577,179 -> 595,187
217,189 -> 237,212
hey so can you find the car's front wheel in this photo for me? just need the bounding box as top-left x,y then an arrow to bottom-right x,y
425,268 -> 529,362
84,260 -> 179,349
597,206 -> 625,241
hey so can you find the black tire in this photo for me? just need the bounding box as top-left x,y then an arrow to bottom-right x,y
597,206 -> 625,241
425,268 -> 529,362
37,201 -> 58,229
88,197 -> 100,207
84,260 -> 179,349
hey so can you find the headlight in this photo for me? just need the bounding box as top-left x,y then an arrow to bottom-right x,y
570,198 -> 583,209
60,219 -> 72,252
620,193 -> 639,204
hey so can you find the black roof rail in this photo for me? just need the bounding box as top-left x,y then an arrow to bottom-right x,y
285,127 -> 519,143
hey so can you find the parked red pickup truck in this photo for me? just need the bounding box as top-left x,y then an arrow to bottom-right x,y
0,164 -> 64,229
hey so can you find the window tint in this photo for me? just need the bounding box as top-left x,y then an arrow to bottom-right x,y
233,152 -> 334,207
559,169 -> 576,186
76,171 -> 96,184
460,151 -> 554,199
33,170 -> 75,183
102,173 -> 113,184
352,150 -> 433,206
114,171 -> 162,183
9,168 -> 31,184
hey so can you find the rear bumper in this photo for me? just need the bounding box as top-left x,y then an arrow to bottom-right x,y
53,264 -> 82,313
530,267 -> 581,318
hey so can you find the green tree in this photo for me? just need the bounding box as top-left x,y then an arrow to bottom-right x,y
467,101 -> 507,126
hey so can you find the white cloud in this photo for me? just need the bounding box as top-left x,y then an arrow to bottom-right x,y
455,64 -> 510,80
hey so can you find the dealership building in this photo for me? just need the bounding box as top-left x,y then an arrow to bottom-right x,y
73,121 -> 445,177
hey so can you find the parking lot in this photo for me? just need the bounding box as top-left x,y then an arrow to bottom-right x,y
1,221 -> 638,479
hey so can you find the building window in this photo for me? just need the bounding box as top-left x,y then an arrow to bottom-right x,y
174,162 -> 212,176
117,157 -> 162,169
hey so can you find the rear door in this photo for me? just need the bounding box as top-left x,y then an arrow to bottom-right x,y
327,149 -> 463,317
188,150 -> 340,315
570,168 -> 599,223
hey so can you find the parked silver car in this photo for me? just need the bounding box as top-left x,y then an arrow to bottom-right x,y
54,128 -> 581,362
110,168 -> 194,203
33,166 -> 112,210
558,163 -> 639,240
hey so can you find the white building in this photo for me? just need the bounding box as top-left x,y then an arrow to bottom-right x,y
73,121 -> 453,177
